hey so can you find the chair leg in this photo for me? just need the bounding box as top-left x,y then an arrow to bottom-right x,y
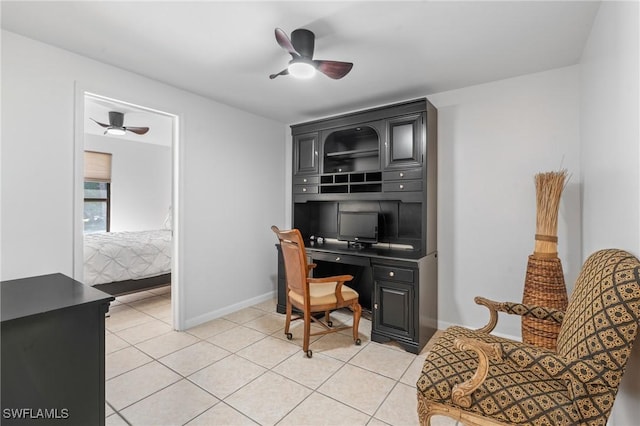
325,310 -> 332,327
303,309 -> 312,357
284,298 -> 293,340
352,301 -> 362,345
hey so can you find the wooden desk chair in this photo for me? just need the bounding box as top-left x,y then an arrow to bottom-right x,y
417,249 -> 640,425
271,226 -> 362,358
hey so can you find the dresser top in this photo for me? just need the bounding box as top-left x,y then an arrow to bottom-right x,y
1,273 -> 114,322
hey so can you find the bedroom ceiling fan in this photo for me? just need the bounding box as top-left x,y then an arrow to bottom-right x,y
90,111 -> 150,136
269,28 -> 353,80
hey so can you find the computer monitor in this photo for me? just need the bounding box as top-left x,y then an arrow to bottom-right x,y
337,211 -> 378,246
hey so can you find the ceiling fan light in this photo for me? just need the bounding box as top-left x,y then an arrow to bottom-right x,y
105,127 -> 126,136
288,61 -> 316,79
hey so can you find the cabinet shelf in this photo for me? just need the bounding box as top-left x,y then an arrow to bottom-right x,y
325,148 -> 379,159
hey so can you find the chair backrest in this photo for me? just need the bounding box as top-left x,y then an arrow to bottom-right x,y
271,226 -> 308,301
556,249 -> 640,386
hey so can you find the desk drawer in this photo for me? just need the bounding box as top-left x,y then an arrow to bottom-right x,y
310,251 -> 370,267
383,180 -> 422,192
373,265 -> 415,283
383,168 -> 422,181
293,185 -> 318,194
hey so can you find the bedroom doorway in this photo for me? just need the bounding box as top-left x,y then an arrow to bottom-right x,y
73,90 -> 182,329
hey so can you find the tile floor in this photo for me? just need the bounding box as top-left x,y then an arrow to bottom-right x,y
105,288 -> 457,426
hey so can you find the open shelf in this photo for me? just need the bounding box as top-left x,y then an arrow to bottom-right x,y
325,148 -> 379,159
323,126 -> 380,174
319,172 -> 382,194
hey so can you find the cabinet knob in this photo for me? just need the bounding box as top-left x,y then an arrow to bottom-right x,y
399,172 -> 404,178
335,257 -> 341,261
399,184 -> 404,190
303,178 -> 307,183
374,303 -> 378,309
389,271 -> 395,277
302,188 -> 307,192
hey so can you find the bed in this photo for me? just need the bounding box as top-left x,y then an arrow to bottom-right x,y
84,229 -> 172,295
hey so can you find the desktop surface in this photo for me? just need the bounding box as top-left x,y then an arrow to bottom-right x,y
305,239 -> 425,261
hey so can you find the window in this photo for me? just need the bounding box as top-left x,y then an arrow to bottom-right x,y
84,182 -> 110,233
84,151 -> 112,233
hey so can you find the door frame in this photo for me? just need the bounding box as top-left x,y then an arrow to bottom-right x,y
73,84 -> 185,330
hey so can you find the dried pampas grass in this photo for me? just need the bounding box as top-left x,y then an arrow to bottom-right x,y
533,170 -> 568,255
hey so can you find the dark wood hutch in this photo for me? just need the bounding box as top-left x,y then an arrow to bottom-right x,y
277,98 -> 438,354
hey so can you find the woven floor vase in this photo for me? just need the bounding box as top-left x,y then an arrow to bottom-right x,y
521,254 -> 568,350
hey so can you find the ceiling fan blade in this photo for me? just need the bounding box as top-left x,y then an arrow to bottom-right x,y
314,60 -> 353,79
269,68 -> 289,79
90,118 -> 110,128
275,28 -> 299,58
125,126 -> 150,135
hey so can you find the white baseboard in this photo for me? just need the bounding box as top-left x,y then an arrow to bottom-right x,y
183,290 -> 276,330
437,319 -> 520,342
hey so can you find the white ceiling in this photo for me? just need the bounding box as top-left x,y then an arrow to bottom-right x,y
1,1 -> 600,124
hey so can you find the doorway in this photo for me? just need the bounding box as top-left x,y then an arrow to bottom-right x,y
73,90 -> 182,329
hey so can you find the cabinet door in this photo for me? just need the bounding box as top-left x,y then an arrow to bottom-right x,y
294,133 -> 319,175
373,279 -> 415,339
385,113 -> 423,169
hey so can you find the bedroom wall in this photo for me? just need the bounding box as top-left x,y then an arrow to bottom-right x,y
84,134 -> 172,232
427,65 -> 582,339
579,1 -> 639,424
0,30 -> 286,329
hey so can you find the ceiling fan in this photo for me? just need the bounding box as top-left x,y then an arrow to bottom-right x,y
90,111 -> 149,136
270,28 -> 353,80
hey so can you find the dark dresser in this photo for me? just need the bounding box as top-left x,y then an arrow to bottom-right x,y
1,273 -> 114,425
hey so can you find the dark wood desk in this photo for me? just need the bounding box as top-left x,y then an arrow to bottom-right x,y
1,273 -> 114,425
276,241 -> 437,353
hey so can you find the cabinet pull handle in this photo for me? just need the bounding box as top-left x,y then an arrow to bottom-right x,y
335,257 -> 341,261
389,271 -> 395,277
399,184 -> 404,190
374,303 -> 378,309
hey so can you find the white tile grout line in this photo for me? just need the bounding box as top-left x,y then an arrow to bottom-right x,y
107,295 -> 436,426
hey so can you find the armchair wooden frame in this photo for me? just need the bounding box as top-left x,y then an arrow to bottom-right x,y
272,226 -> 362,358
417,249 -> 640,426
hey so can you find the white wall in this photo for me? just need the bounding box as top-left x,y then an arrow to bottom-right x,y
84,134 -> 172,232
579,2 -> 640,424
1,30 -> 286,328
428,66 -> 582,338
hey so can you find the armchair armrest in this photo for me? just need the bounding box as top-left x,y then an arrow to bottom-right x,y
306,263 -> 317,276
475,296 -> 565,333
308,275 -> 354,304
450,337 -> 502,408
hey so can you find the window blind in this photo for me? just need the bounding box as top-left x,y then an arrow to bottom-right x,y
84,151 -> 112,182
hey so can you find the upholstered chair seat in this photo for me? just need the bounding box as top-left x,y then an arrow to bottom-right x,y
288,281 -> 359,307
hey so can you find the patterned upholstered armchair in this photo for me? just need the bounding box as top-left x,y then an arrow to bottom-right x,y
417,249 -> 640,426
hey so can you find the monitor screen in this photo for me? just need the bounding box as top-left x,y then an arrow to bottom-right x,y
337,211 -> 378,244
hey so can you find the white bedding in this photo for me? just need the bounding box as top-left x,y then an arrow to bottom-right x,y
84,229 -> 171,286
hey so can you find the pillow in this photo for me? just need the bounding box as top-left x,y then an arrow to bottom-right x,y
163,207 -> 172,230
